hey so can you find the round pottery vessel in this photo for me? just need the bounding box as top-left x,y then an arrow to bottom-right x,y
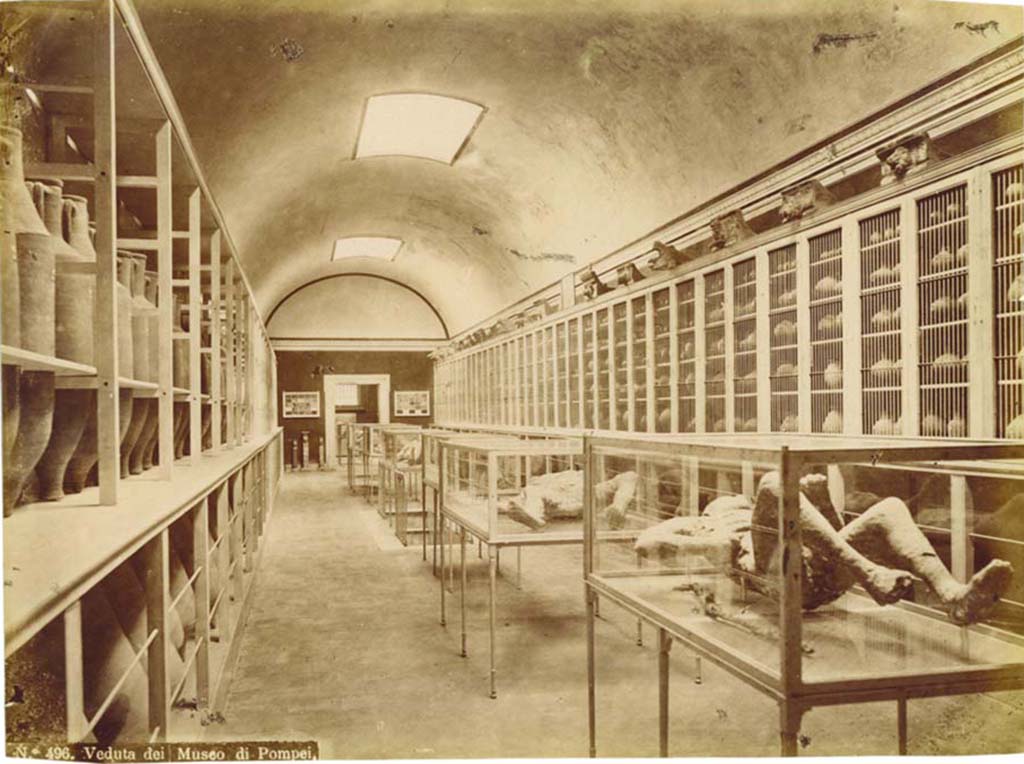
81,587 -> 150,743
35,187 -> 97,500
1,125 -> 49,350
3,371 -> 53,516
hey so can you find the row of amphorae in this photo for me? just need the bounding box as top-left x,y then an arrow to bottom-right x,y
2,124 -> 225,517
4,120 -> 235,745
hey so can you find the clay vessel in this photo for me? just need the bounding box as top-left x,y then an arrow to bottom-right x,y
55,196 -> 98,494
100,561 -> 188,697
173,291 -> 189,389
1,126 -> 50,350
201,403 -> 212,450
3,179 -> 56,515
173,401 -> 189,459
21,183 -> 56,355
0,131 -> 19,348
45,182 -> 93,362
63,239 -> 133,493
119,254 -> 151,477
131,272 -> 161,473
35,188 -> 95,500
81,587 -> 150,743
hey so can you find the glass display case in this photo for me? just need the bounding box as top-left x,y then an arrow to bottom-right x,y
568,318 -> 581,429
917,184 -> 969,438
809,229 -> 844,434
653,287 -> 672,433
860,208 -> 903,435
613,302 -> 629,431
631,294 -> 650,433
439,435 -> 583,698
440,438 -> 583,544
430,46 -> 1022,446
351,422 -> 386,500
993,163 -> 1023,439
584,432 -> 1024,756
582,313 -> 595,429
732,258 -> 758,433
704,270 -> 727,432
556,322 -> 568,428
596,308 -> 611,430
676,280 -> 697,433
379,424 -> 421,521
769,245 -> 799,432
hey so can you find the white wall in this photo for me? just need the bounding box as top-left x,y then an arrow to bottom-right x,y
268,275 -> 446,340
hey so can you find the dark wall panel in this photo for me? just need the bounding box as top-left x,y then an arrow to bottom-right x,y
276,350 -> 433,464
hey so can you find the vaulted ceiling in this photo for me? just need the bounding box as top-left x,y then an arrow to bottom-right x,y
130,0 -> 1022,334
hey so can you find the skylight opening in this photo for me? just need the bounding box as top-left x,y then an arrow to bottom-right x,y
354,93 -> 485,164
331,236 -> 403,262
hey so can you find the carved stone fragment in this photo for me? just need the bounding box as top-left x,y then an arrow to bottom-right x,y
615,262 -> 643,287
710,210 -> 753,250
779,180 -> 834,222
650,240 -> 684,270
580,267 -> 611,301
876,132 -> 942,185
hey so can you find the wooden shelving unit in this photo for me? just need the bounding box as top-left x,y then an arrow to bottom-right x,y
432,39 -> 1023,444
2,0 -> 281,746
993,163 -> 1024,438
859,209 -> 903,435
732,258 -> 757,432
808,229 -> 844,433
435,151 -> 1023,442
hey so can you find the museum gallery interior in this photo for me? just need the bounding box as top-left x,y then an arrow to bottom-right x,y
2,0 -> 1024,759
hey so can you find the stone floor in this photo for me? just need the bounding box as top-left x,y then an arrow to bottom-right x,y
200,469 -> 1024,759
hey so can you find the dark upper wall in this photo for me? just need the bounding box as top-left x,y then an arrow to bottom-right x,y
276,349 -> 433,464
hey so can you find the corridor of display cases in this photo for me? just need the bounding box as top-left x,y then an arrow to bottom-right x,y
203,469 -> 1024,759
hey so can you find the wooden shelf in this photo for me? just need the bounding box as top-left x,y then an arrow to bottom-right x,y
1,346 -> 97,375
3,428 -> 281,657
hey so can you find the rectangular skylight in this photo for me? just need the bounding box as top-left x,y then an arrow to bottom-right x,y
354,93 -> 485,164
331,236 -> 403,261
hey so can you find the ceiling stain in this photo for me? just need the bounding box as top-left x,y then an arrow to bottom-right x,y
953,20 -> 1000,37
812,31 -> 880,54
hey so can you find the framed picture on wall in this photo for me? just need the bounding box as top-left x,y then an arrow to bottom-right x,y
282,391 -> 321,419
394,390 -> 430,417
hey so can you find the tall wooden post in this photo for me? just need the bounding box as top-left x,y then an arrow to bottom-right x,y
188,189 -> 202,460
94,0 -> 120,504
155,122 -> 174,478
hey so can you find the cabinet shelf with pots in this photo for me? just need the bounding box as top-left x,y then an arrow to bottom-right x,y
703,269 -> 727,433
433,39 -> 1023,446
768,244 -> 798,432
2,0 -> 281,748
808,229 -> 844,434
732,257 -> 758,433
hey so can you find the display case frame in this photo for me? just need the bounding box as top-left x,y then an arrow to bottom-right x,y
377,424 -> 421,521
582,432 -> 1024,757
437,436 -> 583,698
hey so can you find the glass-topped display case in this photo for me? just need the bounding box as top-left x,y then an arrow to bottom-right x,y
440,438 -> 583,544
584,432 -> 1024,756
378,424 -> 421,520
